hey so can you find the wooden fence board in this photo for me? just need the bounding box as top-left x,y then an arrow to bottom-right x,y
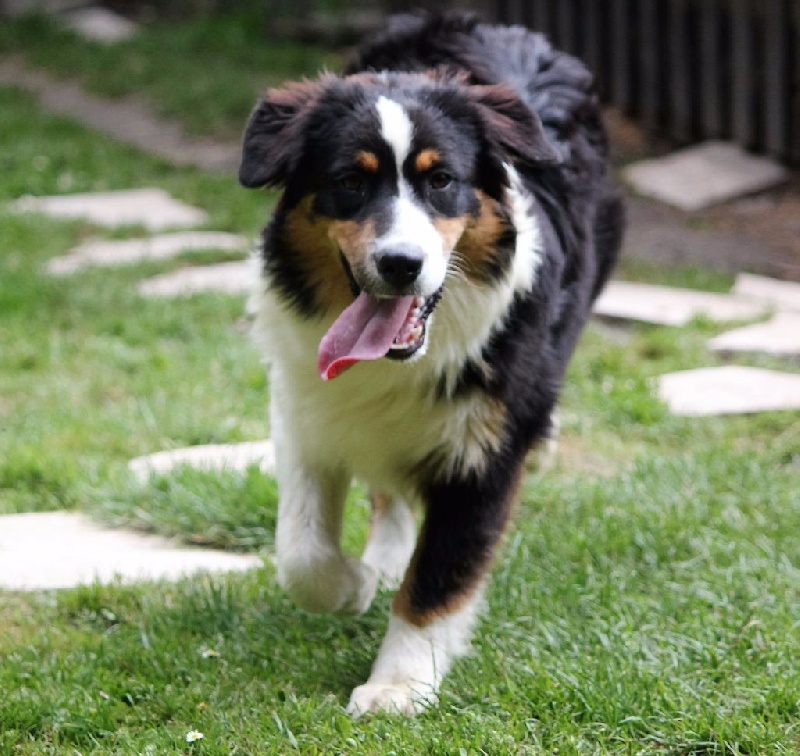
763,0 -> 791,157
483,0 -> 798,163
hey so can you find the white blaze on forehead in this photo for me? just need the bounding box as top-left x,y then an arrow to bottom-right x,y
376,96 -> 414,171
374,96 -> 446,297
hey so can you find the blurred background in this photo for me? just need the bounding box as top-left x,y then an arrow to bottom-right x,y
0,0 -> 800,163
2,0 -> 799,278
5,0 -> 797,163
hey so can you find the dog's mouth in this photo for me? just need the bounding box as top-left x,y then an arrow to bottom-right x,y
316,255 -> 442,381
385,290 -> 441,361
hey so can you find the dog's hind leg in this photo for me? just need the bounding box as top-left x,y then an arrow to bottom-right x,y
275,454 -> 378,615
362,491 -> 417,590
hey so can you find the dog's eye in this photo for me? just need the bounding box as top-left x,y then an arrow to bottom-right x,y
338,173 -> 366,193
428,170 -> 453,191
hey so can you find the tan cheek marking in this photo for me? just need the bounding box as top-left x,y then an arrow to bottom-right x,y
415,149 -> 441,173
455,190 -> 512,282
355,150 -> 380,173
328,218 -> 376,278
284,195 -> 352,311
433,217 -> 468,253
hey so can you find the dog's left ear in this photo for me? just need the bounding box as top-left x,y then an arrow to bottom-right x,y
469,83 -> 561,167
239,80 -> 325,189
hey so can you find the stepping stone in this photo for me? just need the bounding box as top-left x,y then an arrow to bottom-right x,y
11,188 -> 208,231
0,512 -> 262,592
623,141 -> 788,211
0,59 -> 240,172
708,312 -> 800,359
137,260 -> 252,297
732,273 -> 800,313
61,7 -> 139,43
593,280 -> 769,327
47,232 -> 250,275
129,440 -> 275,483
657,366 -> 800,416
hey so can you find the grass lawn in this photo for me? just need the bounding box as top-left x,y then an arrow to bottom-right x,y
1,9 -> 800,753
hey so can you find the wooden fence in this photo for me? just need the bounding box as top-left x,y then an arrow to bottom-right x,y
487,0 -> 800,164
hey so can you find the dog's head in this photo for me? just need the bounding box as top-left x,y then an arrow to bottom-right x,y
240,72 -> 559,380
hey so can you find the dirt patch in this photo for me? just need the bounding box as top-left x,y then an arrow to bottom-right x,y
607,108 -> 800,282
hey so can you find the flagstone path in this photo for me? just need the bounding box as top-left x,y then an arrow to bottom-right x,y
61,6 -> 139,43
48,231 -> 250,275
623,141 -> 788,212
12,188 -> 208,230
593,280 -> 770,326
137,260 -> 253,298
0,512 -> 262,591
657,366 -> 800,416
0,57 -> 240,173
708,312 -> 800,359
129,440 -> 275,483
732,273 -> 800,312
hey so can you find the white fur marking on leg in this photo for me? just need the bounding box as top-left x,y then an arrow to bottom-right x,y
273,446 -> 377,615
347,588 -> 484,716
362,496 -> 416,589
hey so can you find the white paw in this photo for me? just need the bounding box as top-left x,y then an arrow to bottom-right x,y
347,681 -> 437,717
278,554 -> 378,615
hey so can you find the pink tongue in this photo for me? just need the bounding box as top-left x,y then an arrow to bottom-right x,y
317,293 -> 414,381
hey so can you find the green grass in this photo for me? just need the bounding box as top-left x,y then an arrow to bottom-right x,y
1,16 -> 800,751
0,4 -> 339,140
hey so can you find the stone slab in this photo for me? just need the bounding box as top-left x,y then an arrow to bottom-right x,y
129,440 -> 275,483
593,280 -> 769,326
47,232 -> 250,275
657,366 -> 800,416
0,512 -> 262,592
11,188 -> 208,231
708,312 -> 800,359
0,58 -> 239,172
623,141 -> 788,212
62,7 -> 139,43
732,273 -> 800,313
137,260 -> 252,297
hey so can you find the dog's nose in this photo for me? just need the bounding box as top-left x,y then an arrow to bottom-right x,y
375,246 -> 424,289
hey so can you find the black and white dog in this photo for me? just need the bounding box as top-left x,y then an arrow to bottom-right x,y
239,11 -> 623,715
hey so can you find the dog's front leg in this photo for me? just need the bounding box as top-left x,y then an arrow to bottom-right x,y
348,465 -> 522,715
275,452 -> 378,615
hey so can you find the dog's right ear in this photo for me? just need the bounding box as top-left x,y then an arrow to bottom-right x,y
239,80 -> 324,189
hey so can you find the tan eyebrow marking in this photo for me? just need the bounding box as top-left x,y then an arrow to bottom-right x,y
415,149 -> 441,173
355,150 -> 380,173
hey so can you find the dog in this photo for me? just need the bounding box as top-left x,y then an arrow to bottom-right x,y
239,11 -> 623,715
